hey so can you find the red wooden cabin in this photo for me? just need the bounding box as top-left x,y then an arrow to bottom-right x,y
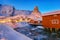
42,11 -> 60,28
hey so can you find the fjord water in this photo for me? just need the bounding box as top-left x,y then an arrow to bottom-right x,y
14,22 -> 60,40
14,22 -> 48,40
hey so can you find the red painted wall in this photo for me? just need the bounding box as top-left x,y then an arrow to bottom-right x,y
42,14 -> 60,28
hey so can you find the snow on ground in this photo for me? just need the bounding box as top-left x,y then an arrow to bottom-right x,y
0,23 -> 32,40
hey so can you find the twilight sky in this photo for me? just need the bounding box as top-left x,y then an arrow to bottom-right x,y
0,0 -> 60,13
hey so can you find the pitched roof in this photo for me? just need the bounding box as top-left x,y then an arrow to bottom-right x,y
42,10 -> 60,16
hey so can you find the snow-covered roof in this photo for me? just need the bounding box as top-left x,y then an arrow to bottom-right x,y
42,10 -> 60,16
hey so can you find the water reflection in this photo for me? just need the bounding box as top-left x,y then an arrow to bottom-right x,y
14,22 -> 60,40
14,22 -> 46,40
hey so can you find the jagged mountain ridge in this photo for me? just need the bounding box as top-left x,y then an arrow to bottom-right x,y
0,4 -> 32,17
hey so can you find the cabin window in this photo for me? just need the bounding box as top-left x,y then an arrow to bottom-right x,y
51,19 -> 59,24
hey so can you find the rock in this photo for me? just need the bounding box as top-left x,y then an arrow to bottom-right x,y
0,5 -> 15,17
28,6 -> 42,21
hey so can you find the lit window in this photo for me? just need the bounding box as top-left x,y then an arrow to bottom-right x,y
51,19 -> 59,24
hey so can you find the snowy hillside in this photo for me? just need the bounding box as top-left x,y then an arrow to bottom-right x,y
0,24 -> 32,40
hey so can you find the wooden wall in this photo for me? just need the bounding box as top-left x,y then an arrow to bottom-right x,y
42,14 -> 60,28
